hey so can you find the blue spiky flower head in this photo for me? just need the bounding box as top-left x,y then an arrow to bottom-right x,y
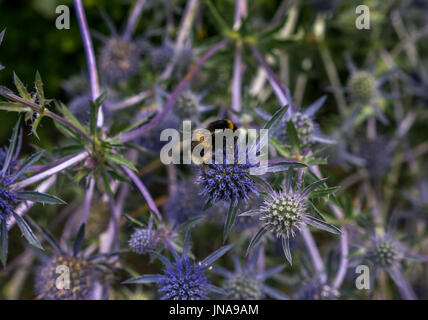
343,55 -> 395,129
150,44 -> 174,71
0,146 -> 18,223
351,223 -> 428,291
124,232 -> 233,300
99,37 -> 142,84
129,228 -> 159,255
199,161 -> 258,205
159,257 -> 209,300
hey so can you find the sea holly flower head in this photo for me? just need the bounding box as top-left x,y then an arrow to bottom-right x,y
214,253 -> 288,300
259,189 -> 307,239
150,43 -> 174,71
258,95 -> 335,147
99,37 -> 142,84
123,231 -> 233,300
36,254 -> 95,300
367,236 -> 403,268
348,71 -> 378,105
224,273 -> 263,300
34,224 -> 116,300
242,173 -> 340,264
343,55 -> 397,129
350,222 -> 428,294
129,228 -> 159,255
198,160 -> 258,205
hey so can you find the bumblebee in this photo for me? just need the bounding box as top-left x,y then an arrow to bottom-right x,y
191,119 -> 238,164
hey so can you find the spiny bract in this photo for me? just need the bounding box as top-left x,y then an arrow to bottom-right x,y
159,258 -> 209,300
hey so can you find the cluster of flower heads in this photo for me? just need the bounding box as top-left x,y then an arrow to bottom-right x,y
1,0 -> 428,302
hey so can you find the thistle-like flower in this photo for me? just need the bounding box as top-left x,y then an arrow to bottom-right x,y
34,224 -> 116,300
0,121 -> 66,266
214,253 -> 288,300
351,224 -> 428,299
36,254 -> 95,300
366,236 -> 403,268
123,232 -> 233,300
129,228 -> 159,255
343,55 -> 396,129
99,37 -> 142,84
241,176 -> 340,264
258,95 -> 335,147
150,44 -> 174,71
198,161 -> 258,205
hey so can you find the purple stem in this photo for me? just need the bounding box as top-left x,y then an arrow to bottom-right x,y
267,157 -> 300,165
312,164 -> 349,290
249,44 -> 291,108
74,0 -> 102,126
301,227 -> 327,283
102,183 -> 130,252
120,39 -> 230,142
233,0 -> 247,30
388,266 -> 417,300
123,0 -> 146,41
232,44 -> 243,114
122,165 -> 162,221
